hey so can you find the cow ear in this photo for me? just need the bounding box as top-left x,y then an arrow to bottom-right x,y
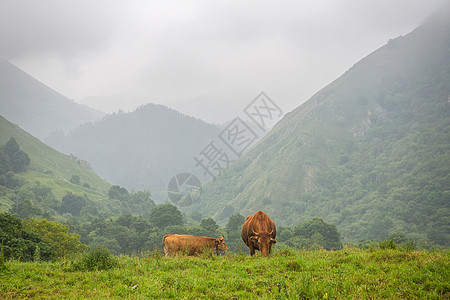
270,238 -> 277,244
215,239 -> 219,245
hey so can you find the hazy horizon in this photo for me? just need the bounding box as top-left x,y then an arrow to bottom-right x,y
0,0 -> 445,123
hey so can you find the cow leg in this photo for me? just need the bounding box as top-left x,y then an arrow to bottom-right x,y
249,243 -> 256,256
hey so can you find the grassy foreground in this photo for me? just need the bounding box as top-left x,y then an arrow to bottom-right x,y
1,247 -> 448,299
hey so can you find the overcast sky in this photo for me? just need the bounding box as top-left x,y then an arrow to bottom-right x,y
0,0 -> 445,123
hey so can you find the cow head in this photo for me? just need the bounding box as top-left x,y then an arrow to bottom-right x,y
250,229 -> 276,257
215,236 -> 228,253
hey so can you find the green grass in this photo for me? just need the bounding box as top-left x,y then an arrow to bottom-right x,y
0,115 -> 110,211
1,247 -> 448,299
0,116 -> 110,193
17,171 -> 108,202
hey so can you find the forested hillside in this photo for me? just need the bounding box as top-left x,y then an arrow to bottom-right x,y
49,103 -> 221,198
0,115 -> 110,198
0,60 -> 103,140
193,8 -> 450,245
0,115 -> 157,220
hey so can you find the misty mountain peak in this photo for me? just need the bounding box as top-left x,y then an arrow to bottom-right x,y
0,60 -> 104,140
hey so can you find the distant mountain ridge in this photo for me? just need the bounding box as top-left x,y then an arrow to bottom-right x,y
0,59 -> 104,140
49,103 -> 222,199
192,7 -> 450,245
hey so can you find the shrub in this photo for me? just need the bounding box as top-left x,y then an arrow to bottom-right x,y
0,213 -> 56,261
23,218 -> 88,258
379,239 -> 396,250
72,247 -> 117,271
379,233 -> 417,251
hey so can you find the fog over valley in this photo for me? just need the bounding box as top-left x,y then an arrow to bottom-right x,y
0,0 -> 445,123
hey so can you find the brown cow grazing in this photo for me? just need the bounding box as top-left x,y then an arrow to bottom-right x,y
162,234 -> 228,257
241,211 -> 277,257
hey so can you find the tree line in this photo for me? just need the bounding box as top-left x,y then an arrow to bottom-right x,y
2,201 -> 426,262
1,200 -> 343,262
66,203 -> 343,255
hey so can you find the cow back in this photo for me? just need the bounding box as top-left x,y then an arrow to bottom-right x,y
163,234 -> 217,256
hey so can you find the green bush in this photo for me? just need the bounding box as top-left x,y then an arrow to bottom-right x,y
72,247 -> 117,271
0,212 -> 55,261
379,233 -> 417,251
379,239 -> 396,250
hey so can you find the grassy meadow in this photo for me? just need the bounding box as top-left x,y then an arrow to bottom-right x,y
1,247 -> 448,299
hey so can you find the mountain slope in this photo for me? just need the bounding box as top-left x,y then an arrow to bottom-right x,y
0,115 -> 110,211
194,7 -> 450,245
0,60 -> 104,140
50,104 -> 221,199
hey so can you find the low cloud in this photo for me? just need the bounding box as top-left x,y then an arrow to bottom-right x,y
0,0 -> 445,120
